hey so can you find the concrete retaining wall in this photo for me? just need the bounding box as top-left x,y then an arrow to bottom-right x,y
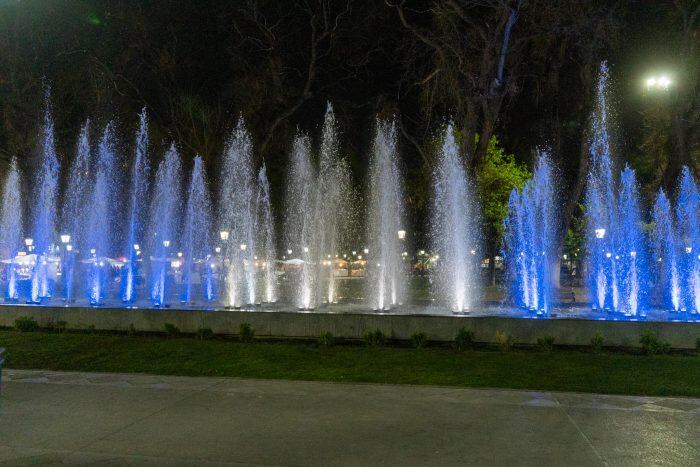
1,305 -> 699,349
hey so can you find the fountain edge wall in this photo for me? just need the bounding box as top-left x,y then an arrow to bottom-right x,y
1,306 -> 699,349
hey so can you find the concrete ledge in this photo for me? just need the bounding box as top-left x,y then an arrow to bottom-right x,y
1,305 -> 699,349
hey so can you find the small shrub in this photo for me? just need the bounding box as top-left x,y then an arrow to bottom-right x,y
537,335 -> 555,352
318,332 -> 335,347
590,332 -> 604,353
86,324 -> 96,334
364,329 -> 386,347
127,324 -> 137,337
495,330 -> 514,351
410,332 -> 427,349
55,320 -> 68,333
239,322 -> 255,342
454,327 -> 475,351
639,329 -> 670,355
14,316 -> 38,332
164,323 -> 180,337
696,336 -> 700,351
196,327 -> 214,340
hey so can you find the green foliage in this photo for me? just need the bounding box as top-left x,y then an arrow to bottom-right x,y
164,323 -> 180,337
196,328 -> 214,340
86,324 -> 96,334
564,210 -> 586,262
475,134 -> 531,242
639,330 -> 670,355
127,324 -> 137,337
591,332 -> 604,353
364,329 -> 386,347
410,332 -> 427,349
536,335 -> 555,352
495,330 -> 514,351
239,323 -> 255,343
696,337 -> 700,351
13,316 -> 38,333
318,332 -> 335,347
454,327 -> 475,351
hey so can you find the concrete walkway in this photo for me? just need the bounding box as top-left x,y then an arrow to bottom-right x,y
1,370 -> 699,466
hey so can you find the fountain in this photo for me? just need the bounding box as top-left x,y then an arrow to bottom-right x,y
366,118 -> 404,311
503,151 -> 556,315
61,120 -> 92,302
585,63 -> 648,316
218,117 -> 256,308
430,124 -> 481,312
0,159 -> 23,300
148,144 -> 182,306
122,109 -> 150,303
84,122 -> 119,305
255,163 -> 277,304
285,133 -> 317,309
652,167 -> 700,313
28,88 -> 60,303
181,155 -> 213,303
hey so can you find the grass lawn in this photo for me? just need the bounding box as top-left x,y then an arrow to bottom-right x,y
1,328 -> 699,397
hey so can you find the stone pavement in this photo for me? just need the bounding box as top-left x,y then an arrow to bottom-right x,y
1,369 -> 699,466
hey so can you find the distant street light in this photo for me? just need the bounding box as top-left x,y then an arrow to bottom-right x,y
397,230 -> 406,240
594,228 -> 606,239
646,75 -> 672,91
60,234 -> 71,244
219,230 -> 229,241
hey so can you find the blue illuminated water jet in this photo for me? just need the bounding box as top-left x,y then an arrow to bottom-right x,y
503,151 -> 556,315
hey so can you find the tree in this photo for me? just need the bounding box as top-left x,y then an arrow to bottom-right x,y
474,134 -> 530,285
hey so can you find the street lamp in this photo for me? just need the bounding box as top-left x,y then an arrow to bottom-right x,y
60,234 -> 71,244
240,243 -> 247,251
398,230 -> 406,240
646,75 -> 671,91
219,230 -> 229,241
163,240 -> 170,248
594,228 -> 606,239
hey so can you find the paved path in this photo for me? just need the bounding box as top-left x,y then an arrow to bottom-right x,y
1,370 -> 699,466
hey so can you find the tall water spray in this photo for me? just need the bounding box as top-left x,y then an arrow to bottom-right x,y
366,119 -> 404,310
255,163 -> 277,303
310,104 -> 352,306
652,167 -> 700,313
585,63 -> 648,315
181,156 -> 213,303
430,124 -> 481,312
285,134 -> 317,309
503,151 -> 556,314
29,89 -> 60,303
0,159 -> 23,300
61,121 -> 91,302
122,109 -> 150,303
219,118 -> 256,308
148,144 -> 182,306
84,122 -> 119,305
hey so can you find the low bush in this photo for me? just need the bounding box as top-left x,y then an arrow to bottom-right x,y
640,329 -> 670,355
14,316 -> 39,333
196,327 -> 214,340
536,335 -> 555,352
164,323 -> 180,337
127,324 -> 137,337
696,336 -> 700,351
591,332 -> 604,353
239,322 -> 255,343
454,327 -> 475,351
318,332 -> 335,347
495,330 -> 514,351
364,329 -> 386,347
410,332 -> 427,349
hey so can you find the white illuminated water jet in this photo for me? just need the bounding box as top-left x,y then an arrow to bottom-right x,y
366,118 -> 404,311
0,158 -> 23,300
430,124 -> 481,312
219,118 -> 256,308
